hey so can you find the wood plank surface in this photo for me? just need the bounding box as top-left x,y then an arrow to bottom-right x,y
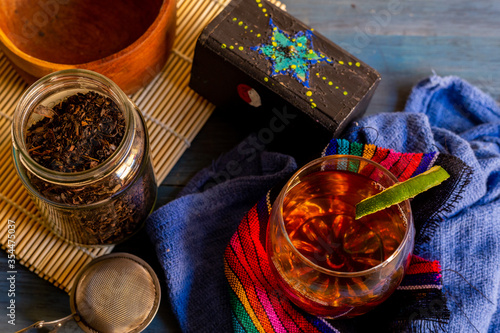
1,0 -> 499,332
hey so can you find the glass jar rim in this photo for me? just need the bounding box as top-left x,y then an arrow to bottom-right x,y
11,69 -> 134,185
274,154 -> 414,278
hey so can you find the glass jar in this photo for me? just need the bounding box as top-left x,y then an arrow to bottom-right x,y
11,69 -> 157,246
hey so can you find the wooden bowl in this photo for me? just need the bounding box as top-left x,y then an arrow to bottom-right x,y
0,0 -> 176,94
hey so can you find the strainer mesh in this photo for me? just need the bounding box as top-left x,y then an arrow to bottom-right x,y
74,256 -> 159,333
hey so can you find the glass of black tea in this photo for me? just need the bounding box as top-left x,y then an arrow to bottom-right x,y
267,155 -> 414,318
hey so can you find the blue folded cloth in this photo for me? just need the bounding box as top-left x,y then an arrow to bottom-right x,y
146,143 -> 297,332
347,75 -> 500,333
147,75 -> 500,333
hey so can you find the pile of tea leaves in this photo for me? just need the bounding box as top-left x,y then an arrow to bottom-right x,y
26,91 -> 125,172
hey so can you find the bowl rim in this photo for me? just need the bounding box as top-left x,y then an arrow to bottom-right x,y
0,0 -> 175,67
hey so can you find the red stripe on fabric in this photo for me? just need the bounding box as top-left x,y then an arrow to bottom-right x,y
398,153 -> 423,182
406,262 -> 441,275
390,153 -> 413,179
360,147 -> 390,179
238,208 -> 269,286
371,147 -> 390,164
379,151 -> 402,172
406,256 -> 442,275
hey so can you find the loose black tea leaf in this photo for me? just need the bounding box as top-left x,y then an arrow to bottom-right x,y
26,91 -> 125,172
22,91 -> 156,245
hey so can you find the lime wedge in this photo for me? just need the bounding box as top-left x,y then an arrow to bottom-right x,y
355,165 -> 450,220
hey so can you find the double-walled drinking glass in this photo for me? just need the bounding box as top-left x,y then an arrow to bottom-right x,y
11,69 -> 157,246
267,155 -> 414,318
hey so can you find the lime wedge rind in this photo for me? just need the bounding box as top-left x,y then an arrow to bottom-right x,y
355,166 -> 450,220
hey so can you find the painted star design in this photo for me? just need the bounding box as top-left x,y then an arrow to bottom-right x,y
252,18 -> 331,88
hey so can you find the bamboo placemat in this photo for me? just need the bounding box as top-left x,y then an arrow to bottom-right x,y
0,0 -> 286,293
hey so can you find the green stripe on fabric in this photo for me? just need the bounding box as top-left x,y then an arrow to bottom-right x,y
229,287 -> 260,333
350,142 -> 363,156
347,142 -> 363,172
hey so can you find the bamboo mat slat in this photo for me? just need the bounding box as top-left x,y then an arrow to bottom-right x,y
0,0 -> 286,293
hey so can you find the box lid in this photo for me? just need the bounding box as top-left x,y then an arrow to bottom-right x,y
192,0 -> 381,133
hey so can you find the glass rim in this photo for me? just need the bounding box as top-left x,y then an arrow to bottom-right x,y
11,69 -> 134,185
275,154 -> 414,278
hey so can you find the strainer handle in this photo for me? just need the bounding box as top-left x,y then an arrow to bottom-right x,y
14,313 -> 75,333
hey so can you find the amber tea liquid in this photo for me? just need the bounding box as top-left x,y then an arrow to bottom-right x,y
269,169 -> 408,317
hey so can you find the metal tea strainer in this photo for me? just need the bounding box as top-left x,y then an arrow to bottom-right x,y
16,253 -> 161,333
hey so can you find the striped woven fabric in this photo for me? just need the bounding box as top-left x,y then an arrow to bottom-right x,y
321,138 -> 439,182
225,139 -> 450,332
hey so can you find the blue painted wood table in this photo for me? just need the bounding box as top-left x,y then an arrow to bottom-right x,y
1,0 -> 499,332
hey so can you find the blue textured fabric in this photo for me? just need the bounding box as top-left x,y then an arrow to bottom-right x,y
346,75 -> 500,333
146,138 -> 297,333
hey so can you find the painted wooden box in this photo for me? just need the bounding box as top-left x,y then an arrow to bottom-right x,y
189,0 -> 381,135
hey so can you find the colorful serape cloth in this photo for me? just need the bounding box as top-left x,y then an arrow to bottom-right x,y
225,139 -> 471,332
